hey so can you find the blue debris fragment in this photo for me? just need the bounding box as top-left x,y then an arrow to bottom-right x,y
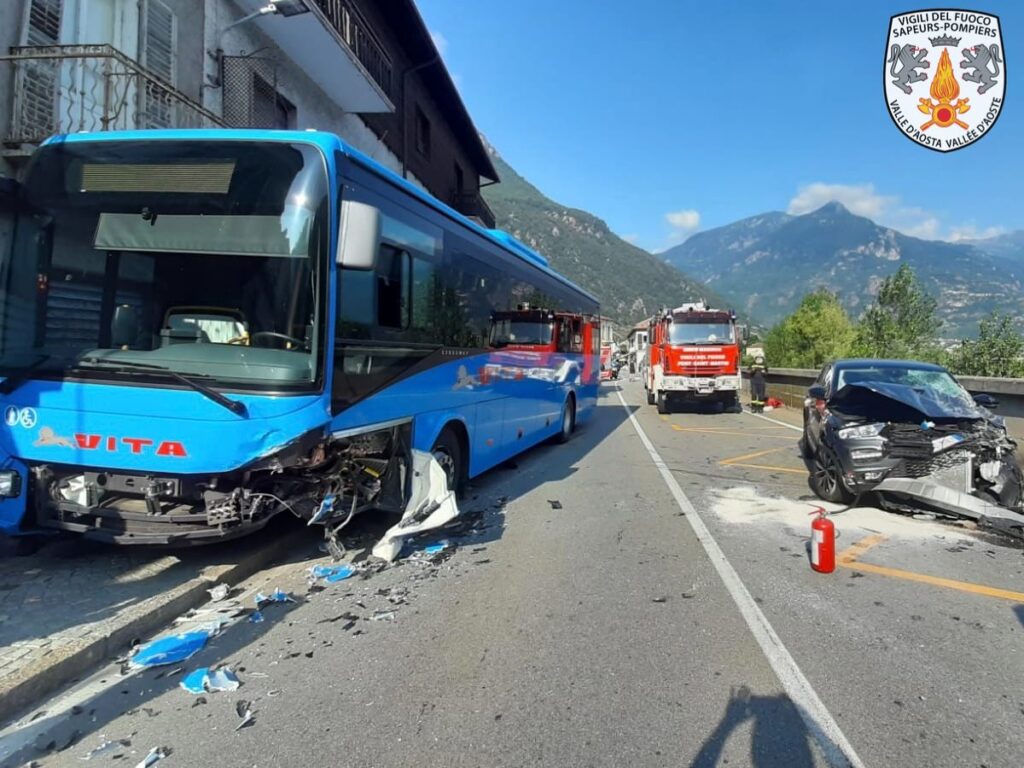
248,610 -> 265,624
255,588 -> 295,608
180,667 -> 210,695
310,564 -> 356,583
130,630 -> 210,668
421,539 -> 450,555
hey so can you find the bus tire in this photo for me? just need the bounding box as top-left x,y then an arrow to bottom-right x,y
431,425 -> 465,497
656,391 -> 669,414
555,395 -> 576,444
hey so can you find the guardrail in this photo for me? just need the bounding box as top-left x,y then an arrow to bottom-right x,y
743,367 -> 1024,438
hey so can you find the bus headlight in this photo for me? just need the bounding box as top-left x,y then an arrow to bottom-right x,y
0,470 -> 22,498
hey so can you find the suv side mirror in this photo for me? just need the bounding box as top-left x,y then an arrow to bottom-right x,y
973,392 -> 999,410
807,384 -> 826,401
337,200 -> 381,270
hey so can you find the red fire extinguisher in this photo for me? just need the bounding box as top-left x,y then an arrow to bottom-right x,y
809,507 -> 835,574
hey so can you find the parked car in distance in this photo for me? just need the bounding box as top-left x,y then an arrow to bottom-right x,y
800,359 -> 1021,509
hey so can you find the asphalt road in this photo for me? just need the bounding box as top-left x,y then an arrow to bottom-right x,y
4,380 -> 1024,768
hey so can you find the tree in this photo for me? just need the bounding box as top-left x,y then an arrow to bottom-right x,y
949,312 -> 1024,378
763,289 -> 856,368
853,264 -> 943,361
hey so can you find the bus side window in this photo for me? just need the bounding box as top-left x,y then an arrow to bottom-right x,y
376,244 -> 410,329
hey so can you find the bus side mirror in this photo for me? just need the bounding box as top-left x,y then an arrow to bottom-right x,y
337,200 -> 381,270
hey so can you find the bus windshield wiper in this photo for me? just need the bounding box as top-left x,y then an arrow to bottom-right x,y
76,357 -> 247,416
0,355 -> 52,395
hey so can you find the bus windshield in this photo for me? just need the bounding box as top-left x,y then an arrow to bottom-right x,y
669,322 -> 734,345
0,140 -> 329,390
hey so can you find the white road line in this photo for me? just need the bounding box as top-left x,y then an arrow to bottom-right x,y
616,389 -> 865,768
748,410 -> 803,432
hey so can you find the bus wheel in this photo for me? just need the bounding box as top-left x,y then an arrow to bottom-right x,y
431,426 -> 464,496
556,396 -> 576,444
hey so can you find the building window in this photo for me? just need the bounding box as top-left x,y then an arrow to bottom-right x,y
414,106 -> 431,158
253,74 -> 296,130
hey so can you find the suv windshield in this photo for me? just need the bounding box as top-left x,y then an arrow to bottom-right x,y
837,366 -> 971,402
669,322 -> 734,344
0,140 -> 329,390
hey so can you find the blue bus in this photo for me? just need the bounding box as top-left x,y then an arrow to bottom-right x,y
0,129 -> 600,545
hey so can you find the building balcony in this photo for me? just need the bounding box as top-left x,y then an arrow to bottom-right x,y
1,44 -> 224,150
237,0 -> 394,114
455,191 -> 496,229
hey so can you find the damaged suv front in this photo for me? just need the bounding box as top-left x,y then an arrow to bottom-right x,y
804,360 -> 1023,525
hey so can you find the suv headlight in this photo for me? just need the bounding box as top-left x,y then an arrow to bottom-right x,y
0,470 -> 21,498
838,423 -> 885,440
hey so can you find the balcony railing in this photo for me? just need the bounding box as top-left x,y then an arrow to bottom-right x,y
1,44 -> 224,146
455,192 -> 496,229
312,0 -> 393,97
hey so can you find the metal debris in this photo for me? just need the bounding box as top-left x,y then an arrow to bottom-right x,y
235,700 -> 255,731
81,737 -> 132,760
133,746 -> 170,768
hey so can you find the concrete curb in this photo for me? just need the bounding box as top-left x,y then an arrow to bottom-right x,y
0,525 -> 311,726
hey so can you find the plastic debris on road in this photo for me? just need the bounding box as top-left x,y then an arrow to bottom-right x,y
179,667 -> 209,695
130,630 -> 210,668
207,583 -> 230,602
309,563 -> 356,583
372,450 -> 460,562
133,746 -> 169,768
206,667 -> 241,692
547,500 -> 563,510
179,666 -> 240,694
248,610 -> 265,624
370,609 -> 396,622
255,588 -> 295,608
420,540 -> 450,556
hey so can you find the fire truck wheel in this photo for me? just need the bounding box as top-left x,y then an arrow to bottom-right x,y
656,391 -> 669,414
646,388 -> 655,405
555,395 -> 576,444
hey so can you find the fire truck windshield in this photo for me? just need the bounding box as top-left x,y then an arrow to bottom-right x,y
669,322 -> 734,345
489,319 -> 554,347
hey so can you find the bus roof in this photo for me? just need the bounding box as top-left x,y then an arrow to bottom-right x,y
41,129 -> 597,304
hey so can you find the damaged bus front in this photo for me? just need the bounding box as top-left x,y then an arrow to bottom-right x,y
0,130 -> 599,546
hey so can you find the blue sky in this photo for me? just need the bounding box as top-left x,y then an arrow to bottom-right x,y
418,1 -> 1021,252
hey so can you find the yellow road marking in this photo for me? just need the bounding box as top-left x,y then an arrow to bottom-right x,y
838,534 -> 1024,603
715,448 -> 808,475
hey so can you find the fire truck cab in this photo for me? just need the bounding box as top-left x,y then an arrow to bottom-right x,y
644,302 -> 742,413
488,305 -> 600,385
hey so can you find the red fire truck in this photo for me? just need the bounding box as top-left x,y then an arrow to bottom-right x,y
643,302 -> 742,413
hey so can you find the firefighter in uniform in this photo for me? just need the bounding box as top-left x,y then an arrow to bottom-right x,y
749,355 -> 768,413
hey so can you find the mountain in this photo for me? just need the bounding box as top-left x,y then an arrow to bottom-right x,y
481,144 -> 720,327
662,202 -> 1024,336
966,231 -> 1024,268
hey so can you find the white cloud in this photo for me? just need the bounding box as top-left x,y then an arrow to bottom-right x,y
787,183 -> 894,219
948,224 -> 1006,242
665,209 -> 701,231
430,30 -> 449,57
787,181 -> 1005,243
